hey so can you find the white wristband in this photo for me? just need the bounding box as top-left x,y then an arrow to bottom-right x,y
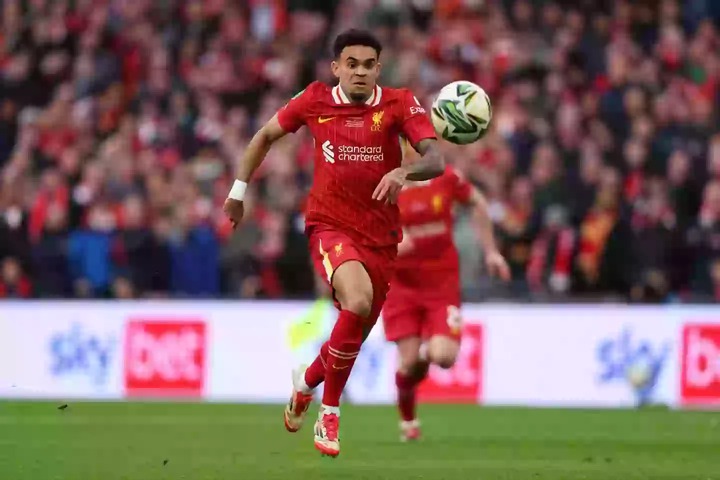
228,180 -> 248,201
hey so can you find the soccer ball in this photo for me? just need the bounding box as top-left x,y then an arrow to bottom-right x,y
431,80 -> 492,145
626,358 -> 654,390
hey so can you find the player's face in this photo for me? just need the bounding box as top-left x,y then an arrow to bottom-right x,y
332,46 -> 381,103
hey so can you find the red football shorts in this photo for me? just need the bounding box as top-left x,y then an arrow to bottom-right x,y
382,280 -> 462,342
308,225 -> 397,324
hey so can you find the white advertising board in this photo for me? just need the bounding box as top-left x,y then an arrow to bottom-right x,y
1,301 -> 719,408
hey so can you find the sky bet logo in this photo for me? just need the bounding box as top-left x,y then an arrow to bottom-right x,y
49,323 -> 116,387
596,327 -> 671,405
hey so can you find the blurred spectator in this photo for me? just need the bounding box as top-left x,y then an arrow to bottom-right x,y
32,203 -> 71,297
568,141 -> 603,222
0,257 -> 32,298
687,180 -> 720,300
496,176 -> 536,291
112,277 -> 136,300
146,215 -> 173,296
0,0 -> 718,303
629,178 -> 682,302
527,206 -> 575,295
68,204 -> 116,297
668,149 -> 701,228
167,207 -> 220,297
530,142 -> 566,212
0,176 -> 31,268
112,195 -> 158,295
573,167 -> 632,296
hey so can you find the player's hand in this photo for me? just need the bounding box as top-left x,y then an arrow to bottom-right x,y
223,198 -> 245,229
372,168 -> 406,205
485,250 -> 511,282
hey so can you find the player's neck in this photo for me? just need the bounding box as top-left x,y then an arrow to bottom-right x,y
339,85 -> 371,105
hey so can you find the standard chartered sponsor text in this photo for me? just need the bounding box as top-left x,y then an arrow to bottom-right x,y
338,145 -> 384,162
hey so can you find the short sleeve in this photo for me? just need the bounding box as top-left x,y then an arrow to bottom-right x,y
400,90 -> 436,147
451,168 -> 473,205
399,135 -> 419,163
277,87 -> 311,133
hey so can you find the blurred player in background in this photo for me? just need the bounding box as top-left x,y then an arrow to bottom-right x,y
383,139 -> 510,442
224,29 -> 445,457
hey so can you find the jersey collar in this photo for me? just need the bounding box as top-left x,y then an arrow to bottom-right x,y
332,84 -> 382,107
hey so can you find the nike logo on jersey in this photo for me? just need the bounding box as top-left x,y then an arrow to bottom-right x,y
318,116 -> 336,124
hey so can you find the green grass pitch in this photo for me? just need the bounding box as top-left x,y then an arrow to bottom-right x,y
1,402 -> 718,480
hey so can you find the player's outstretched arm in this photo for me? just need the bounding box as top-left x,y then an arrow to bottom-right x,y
404,138 -> 445,181
236,114 -> 288,182
468,187 -> 511,282
372,138 -> 445,204
223,114 -> 289,228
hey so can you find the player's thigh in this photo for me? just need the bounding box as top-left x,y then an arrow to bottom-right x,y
348,244 -> 396,323
332,260 -> 374,317
424,303 -> 462,369
307,228 -> 374,316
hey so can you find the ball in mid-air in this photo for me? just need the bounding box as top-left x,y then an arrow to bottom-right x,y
431,80 -> 492,145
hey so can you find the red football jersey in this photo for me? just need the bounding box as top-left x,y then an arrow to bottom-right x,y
276,81 -> 436,247
393,166 -> 474,291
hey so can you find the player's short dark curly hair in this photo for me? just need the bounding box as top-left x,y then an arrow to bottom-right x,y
333,29 -> 382,59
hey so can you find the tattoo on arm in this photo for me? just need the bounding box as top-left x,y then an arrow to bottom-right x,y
404,138 -> 445,181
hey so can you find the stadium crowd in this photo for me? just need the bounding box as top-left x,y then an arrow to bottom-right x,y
0,0 -> 719,302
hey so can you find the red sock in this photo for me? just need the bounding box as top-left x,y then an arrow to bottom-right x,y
396,364 -> 428,422
396,371 -> 418,421
322,310 -> 365,407
304,342 -> 329,389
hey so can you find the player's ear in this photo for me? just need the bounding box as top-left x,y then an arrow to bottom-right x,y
331,60 -> 340,80
375,61 -> 382,75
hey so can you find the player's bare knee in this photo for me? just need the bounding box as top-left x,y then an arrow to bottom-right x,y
432,352 -> 458,369
341,288 -> 373,318
428,338 -> 459,369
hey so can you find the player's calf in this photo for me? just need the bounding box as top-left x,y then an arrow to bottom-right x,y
320,260 -> 372,409
395,336 -> 428,439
